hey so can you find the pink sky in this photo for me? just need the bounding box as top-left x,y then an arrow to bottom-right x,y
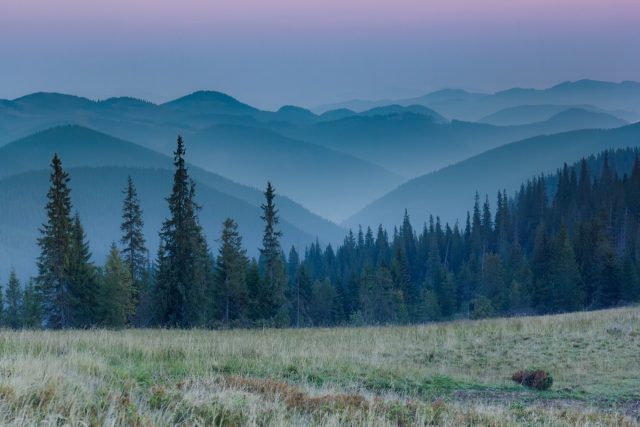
1,0 -> 639,108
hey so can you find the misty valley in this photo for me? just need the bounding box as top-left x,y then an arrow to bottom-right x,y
1,80 -> 640,426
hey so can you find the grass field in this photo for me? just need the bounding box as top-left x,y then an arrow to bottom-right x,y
0,307 -> 638,426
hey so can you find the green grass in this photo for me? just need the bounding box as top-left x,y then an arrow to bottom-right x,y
0,307 -> 638,426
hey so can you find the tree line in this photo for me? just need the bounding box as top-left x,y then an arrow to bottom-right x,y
1,137 -> 639,329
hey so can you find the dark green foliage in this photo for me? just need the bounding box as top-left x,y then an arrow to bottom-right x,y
259,182 -> 288,322
36,154 -> 74,329
21,279 -> 43,329
15,139 -> 640,329
154,136 -> 212,327
120,175 -> 148,284
98,243 -> 136,327
68,213 -> 99,327
214,218 -> 249,325
4,269 -> 22,329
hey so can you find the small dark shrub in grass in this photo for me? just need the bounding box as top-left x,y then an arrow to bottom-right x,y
512,370 -> 553,390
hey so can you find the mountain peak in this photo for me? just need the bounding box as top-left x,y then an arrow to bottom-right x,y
162,90 -> 257,114
11,92 -> 96,110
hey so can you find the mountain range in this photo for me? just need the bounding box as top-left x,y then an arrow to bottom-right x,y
2,79 -> 640,275
344,122 -> 640,230
312,80 -> 640,122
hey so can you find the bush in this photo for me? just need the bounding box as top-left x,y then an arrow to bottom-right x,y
512,370 -> 553,390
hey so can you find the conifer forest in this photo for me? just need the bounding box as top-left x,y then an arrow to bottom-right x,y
7,135 -> 638,330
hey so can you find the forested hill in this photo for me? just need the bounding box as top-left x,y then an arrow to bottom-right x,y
0,126 -> 345,245
0,166 -> 317,280
284,147 -> 640,327
345,122 -> 640,231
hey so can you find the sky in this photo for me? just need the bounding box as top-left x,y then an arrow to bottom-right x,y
1,0 -> 640,110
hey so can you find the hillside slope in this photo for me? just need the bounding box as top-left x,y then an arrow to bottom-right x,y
477,104 -> 638,126
0,96 -> 405,222
0,126 -> 346,244
186,124 -> 405,221
281,109 -> 628,178
343,122 -> 640,230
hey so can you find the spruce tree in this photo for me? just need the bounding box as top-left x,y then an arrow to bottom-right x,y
155,136 -> 212,327
214,218 -> 248,324
36,154 -> 74,329
293,263 -> 312,327
245,258 -> 264,322
550,223 -> 581,312
531,224 -> 553,312
21,279 -> 43,329
5,269 -> 22,329
310,278 -> 335,326
68,213 -> 98,327
259,182 -> 288,322
121,175 -> 148,286
98,243 -> 136,327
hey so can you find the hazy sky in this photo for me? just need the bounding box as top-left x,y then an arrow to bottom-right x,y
1,0 -> 640,110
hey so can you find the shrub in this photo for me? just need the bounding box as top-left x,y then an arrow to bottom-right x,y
512,370 -> 553,390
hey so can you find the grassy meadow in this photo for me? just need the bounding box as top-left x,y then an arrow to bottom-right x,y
0,307 -> 638,426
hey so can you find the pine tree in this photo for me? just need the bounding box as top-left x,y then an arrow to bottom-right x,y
550,223 -> 581,312
620,252 -> 639,302
214,218 -> 249,324
259,182 -> 288,322
293,263 -> 313,327
310,278 -> 335,326
531,224 -> 553,312
5,269 -> 22,329
155,136 -> 212,327
245,258 -> 264,322
21,279 -> 43,329
120,175 -> 148,285
372,262 -> 396,324
36,154 -> 74,329
68,213 -> 98,327
390,241 -> 414,307
98,243 -> 136,327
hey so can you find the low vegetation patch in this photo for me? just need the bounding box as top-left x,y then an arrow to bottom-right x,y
0,307 -> 637,425
512,370 -> 554,390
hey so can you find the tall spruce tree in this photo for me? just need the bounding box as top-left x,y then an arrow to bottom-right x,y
214,218 -> 249,324
121,176 -> 148,285
5,269 -> 22,329
259,182 -> 288,322
36,154 -> 74,329
155,136 -> 212,327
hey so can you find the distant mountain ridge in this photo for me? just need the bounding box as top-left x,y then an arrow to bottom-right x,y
344,122 -> 640,231
278,108 -> 628,178
312,80 -> 640,122
477,104 -> 640,126
0,94 -> 406,223
2,82 -> 638,225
